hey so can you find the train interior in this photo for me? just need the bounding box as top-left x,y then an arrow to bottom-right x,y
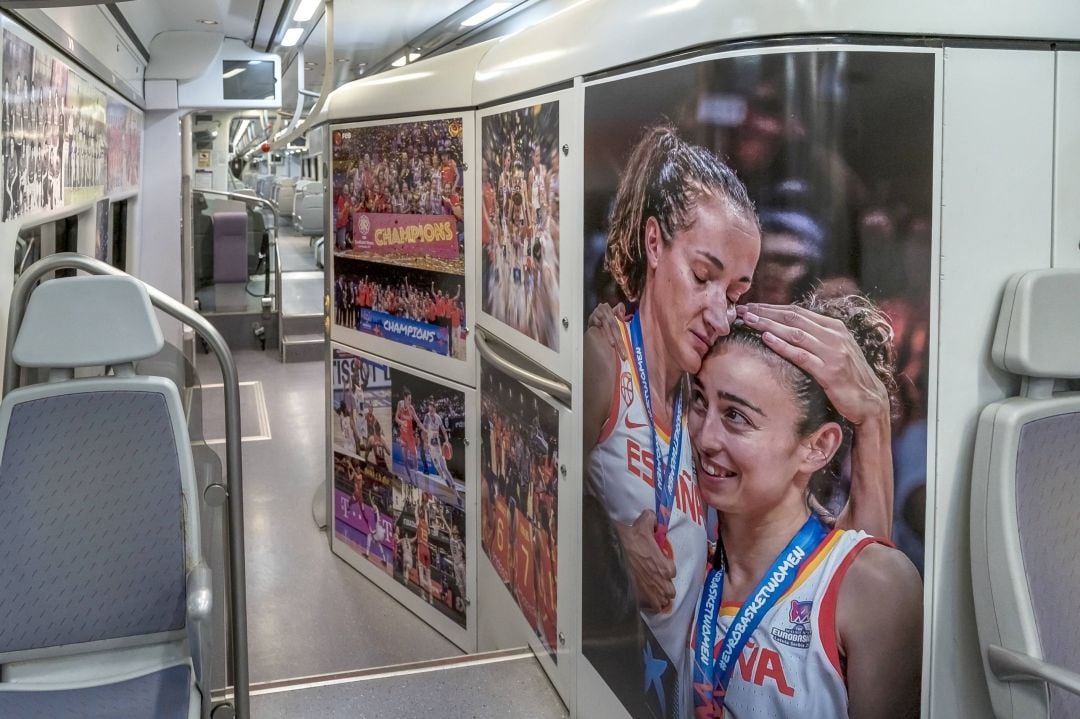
0,1 -> 1078,718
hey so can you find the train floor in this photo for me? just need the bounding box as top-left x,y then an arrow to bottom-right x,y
190,222 -> 568,717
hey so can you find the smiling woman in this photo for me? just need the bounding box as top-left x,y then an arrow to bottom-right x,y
687,294 -> 921,719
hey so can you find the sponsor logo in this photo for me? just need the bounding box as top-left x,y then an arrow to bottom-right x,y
620,371 -> 634,406
771,599 -> 813,649
358,214 -> 371,236
624,414 -> 649,430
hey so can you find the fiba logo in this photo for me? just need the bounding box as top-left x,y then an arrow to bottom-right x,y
358,214 -> 371,237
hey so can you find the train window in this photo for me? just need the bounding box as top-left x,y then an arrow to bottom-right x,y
112,201 -> 128,272
55,215 -> 78,277
13,226 -> 41,282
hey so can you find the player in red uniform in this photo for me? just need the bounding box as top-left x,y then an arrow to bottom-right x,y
395,389 -> 421,483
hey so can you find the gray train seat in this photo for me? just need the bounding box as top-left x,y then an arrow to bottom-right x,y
212,209 -> 249,283
0,275 -> 210,718
971,268 -> 1080,719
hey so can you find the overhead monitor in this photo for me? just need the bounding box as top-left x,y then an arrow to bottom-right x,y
222,60 -> 277,101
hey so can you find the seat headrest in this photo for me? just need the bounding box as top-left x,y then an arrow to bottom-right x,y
12,275 -> 164,368
993,269 -> 1080,378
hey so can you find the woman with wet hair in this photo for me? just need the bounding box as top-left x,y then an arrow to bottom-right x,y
687,295 -> 920,718
583,125 -> 895,717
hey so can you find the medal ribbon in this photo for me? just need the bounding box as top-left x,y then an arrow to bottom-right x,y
692,514 -> 830,716
628,313 -> 683,553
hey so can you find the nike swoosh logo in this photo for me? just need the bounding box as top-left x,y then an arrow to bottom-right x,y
624,416 -> 649,430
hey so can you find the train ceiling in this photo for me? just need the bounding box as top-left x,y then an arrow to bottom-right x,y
115,0 -> 571,111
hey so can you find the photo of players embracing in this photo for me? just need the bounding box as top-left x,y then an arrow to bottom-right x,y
581,48 -> 935,718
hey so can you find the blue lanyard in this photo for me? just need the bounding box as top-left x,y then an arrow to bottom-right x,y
627,313 -> 684,548
692,514 -> 830,715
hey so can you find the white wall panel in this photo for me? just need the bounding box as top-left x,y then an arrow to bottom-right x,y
39,5 -> 144,101
930,46 -> 1055,718
136,110 -> 184,350
1053,52 -> 1080,269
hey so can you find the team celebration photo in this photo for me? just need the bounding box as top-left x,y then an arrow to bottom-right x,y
331,118 -> 467,359
480,360 -> 560,659
480,102 -> 561,351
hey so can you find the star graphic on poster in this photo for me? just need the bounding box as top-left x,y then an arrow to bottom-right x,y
644,641 -> 668,714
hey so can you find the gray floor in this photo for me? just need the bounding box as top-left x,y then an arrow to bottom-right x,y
277,227 -> 320,273
280,271 -> 324,317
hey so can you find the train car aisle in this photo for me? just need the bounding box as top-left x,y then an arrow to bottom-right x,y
190,257 -> 566,715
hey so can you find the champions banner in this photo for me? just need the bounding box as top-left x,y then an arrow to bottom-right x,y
360,309 -> 449,355
353,213 -> 460,260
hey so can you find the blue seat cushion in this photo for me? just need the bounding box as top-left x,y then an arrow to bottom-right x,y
0,663 -> 192,718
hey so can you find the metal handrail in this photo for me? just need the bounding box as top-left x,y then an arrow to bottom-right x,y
988,644 -> 1080,697
473,325 -> 571,408
274,241 -> 284,358
195,187 -> 279,218
2,253 -> 251,719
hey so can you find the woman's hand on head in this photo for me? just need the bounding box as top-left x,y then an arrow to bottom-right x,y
613,509 -> 677,613
735,303 -> 890,426
587,302 -> 630,361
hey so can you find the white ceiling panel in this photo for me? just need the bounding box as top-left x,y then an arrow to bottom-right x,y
118,0 -> 266,48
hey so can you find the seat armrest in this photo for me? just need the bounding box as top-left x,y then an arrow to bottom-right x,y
187,563 -> 212,623
989,644 -> 1080,697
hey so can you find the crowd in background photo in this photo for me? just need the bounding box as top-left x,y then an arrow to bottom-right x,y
480,103 -> 561,349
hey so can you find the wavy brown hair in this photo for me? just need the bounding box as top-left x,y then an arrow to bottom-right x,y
714,293 -> 898,510
605,124 -> 758,302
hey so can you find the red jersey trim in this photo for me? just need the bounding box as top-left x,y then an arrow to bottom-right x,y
817,536 -> 887,681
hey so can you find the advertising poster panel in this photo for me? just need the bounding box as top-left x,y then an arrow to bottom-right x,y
2,30 -> 66,221
106,97 -> 142,193
331,119 -> 467,360
479,359 -> 560,659
582,49 -> 934,718
480,101 -> 561,350
332,347 -> 468,627
1,29 -> 141,224
63,72 -> 106,205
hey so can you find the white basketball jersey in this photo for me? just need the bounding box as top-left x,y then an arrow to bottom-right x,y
703,529 -> 882,719
587,319 -> 707,713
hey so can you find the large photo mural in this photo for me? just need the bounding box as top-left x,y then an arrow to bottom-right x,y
581,49 -> 934,718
